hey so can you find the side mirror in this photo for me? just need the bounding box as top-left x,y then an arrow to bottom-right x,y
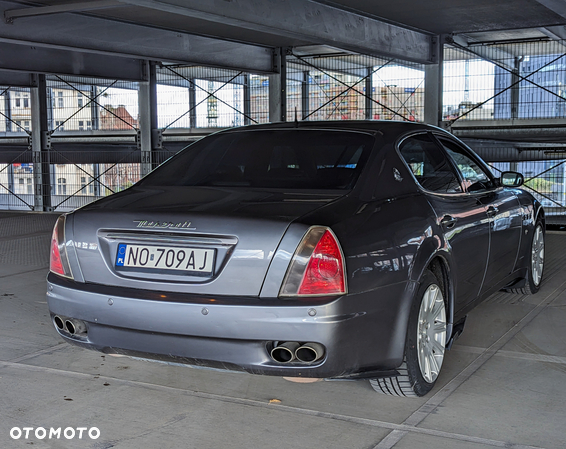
500,171 -> 524,187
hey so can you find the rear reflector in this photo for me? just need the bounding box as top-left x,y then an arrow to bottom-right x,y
49,215 -> 73,279
279,226 -> 347,297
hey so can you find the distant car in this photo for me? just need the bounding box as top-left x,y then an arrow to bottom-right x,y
47,121 -> 545,397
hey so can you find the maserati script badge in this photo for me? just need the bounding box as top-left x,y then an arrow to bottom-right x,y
133,220 -> 196,230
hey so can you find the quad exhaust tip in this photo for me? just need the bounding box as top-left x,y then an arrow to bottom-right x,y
53,315 -> 87,336
270,342 -> 325,364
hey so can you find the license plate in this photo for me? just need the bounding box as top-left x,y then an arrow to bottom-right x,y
116,244 -> 215,274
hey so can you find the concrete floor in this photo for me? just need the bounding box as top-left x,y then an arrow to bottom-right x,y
1,211 -> 566,449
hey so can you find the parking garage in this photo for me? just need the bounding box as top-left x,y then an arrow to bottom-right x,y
1,1 -> 566,448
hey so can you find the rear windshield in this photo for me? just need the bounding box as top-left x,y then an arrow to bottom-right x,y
139,129 -> 374,190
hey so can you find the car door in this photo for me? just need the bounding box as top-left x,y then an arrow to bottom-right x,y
437,137 -> 523,294
398,133 -> 490,312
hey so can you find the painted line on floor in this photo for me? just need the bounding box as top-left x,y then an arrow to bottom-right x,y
0,359 -> 545,449
454,345 -> 566,365
7,342 -> 68,363
0,267 -> 48,279
373,276 -> 566,449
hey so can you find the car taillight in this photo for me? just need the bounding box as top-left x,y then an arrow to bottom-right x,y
50,215 -> 73,279
279,226 -> 347,297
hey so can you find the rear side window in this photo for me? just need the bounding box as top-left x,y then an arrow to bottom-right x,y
399,134 -> 462,194
139,130 -> 374,190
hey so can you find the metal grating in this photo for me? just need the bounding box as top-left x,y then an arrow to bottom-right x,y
444,39 -> 566,122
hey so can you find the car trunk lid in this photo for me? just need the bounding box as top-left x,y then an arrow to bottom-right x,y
70,186 -> 343,297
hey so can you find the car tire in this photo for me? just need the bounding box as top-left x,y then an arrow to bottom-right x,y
370,269 -> 447,397
506,220 -> 545,295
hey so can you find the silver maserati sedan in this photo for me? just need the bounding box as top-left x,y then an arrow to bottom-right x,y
47,121 -> 545,397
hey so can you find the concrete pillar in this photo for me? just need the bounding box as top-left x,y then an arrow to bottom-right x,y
424,36 -> 443,126
30,74 -> 52,211
138,61 -> 159,176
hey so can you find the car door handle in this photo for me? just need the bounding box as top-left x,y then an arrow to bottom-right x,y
486,206 -> 499,217
440,215 -> 457,229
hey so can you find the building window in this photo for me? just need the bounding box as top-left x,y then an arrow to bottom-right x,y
55,121 -> 65,131
58,92 -> 63,108
86,121 -> 92,130
15,98 -> 20,107
81,176 -> 87,193
78,121 -> 84,131
89,179 -> 94,194
57,178 -> 67,195
24,121 -> 30,131
77,92 -> 83,108
23,98 -> 29,108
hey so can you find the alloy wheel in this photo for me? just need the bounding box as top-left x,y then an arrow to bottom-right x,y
531,225 -> 544,287
417,284 -> 447,384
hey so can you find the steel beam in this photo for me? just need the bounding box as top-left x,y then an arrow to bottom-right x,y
188,80 -> 197,129
30,74 -> 51,211
243,75 -> 251,126
0,0 -> 274,73
365,68 -> 373,120
302,71 -> 310,121
269,49 -> 286,122
3,88 -> 11,132
90,86 -> 99,130
0,42 -> 144,81
116,0 -> 434,64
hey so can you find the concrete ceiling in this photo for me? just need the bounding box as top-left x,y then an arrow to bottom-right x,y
328,0 -> 566,35
2,0 -> 566,83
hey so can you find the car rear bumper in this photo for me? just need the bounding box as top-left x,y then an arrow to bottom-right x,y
46,273 -> 415,379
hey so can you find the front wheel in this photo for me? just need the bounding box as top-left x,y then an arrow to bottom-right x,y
370,270 -> 447,397
528,222 -> 545,294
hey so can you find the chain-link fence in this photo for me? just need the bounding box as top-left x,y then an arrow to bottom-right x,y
444,39 -> 566,122
286,52 -> 425,122
1,50 -> 566,223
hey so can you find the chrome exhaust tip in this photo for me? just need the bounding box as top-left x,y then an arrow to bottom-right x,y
64,318 -> 87,336
270,342 -> 300,363
295,342 -> 325,363
53,315 -> 65,330
64,320 -> 76,334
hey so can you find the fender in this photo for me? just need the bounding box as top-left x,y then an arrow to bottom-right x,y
406,233 -> 457,346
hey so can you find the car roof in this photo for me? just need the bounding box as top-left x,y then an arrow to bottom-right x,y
215,120 -> 450,140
